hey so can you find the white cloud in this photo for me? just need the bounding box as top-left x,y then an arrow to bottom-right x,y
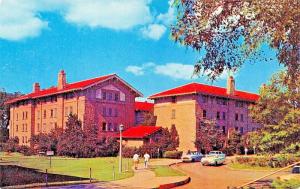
0,0 -> 48,41
64,0 -> 153,30
156,0 -> 175,26
141,24 -> 166,40
126,62 -> 155,76
126,66 -> 144,76
154,63 -> 195,80
0,0 -> 153,41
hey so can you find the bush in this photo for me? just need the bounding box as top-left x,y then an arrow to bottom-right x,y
122,147 -> 139,158
163,151 -> 183,159
3,137 -> 19,152
17,145 -> 35,156
272,178 -> 300,189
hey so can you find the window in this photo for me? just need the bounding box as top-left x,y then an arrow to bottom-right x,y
16,113 -> 18,121
54,122 -> 57,129
25,136 -> 27,143
22,136 -> 24,143
240,127 -> 244,134
102,122 -> 107,131
103,107 -> 106,116
37,123 -> 40,132
114,109 -> 118,117
43,123 -> 46,132
22,112 -> 24,120
235,113 -> 239,121
54,108 -> 57,118
102,91 -> 106,100
108,92 -> 112,100
235,127 -> 238,131
235,101 -> 244,108
203,110 -> 207,118
50,109 -> 54,118
201,95 -> 208,103
65,93 -> 74,100
43,110 -> 46,119
69,106 -> 73,114
240,114 -> 244,122
114,93 -> 119,101
108,123 -> 113,131
216,112 -> 220,120
51,96 -> 57,102
65,107 -> 69,116
222,112 -> 226,120
96,89 -> 102,99
25,124 -> 27,132
25,111 -> 28,119
222,126 -> 226,134
171,96 -> 177,103
16,125 -> 18,132
37,111 -> 40,119
171,109 -> 176,119
108,108 -> 112,116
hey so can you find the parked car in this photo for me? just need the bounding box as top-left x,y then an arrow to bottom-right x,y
182,151 -> 203,162
201,151 -> 226,166
292,166 -> 300,174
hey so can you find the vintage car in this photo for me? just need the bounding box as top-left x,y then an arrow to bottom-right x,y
201,151 -> 226,166
182,151 -> 204,162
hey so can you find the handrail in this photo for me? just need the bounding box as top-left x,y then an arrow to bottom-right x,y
238,161 -> 300,188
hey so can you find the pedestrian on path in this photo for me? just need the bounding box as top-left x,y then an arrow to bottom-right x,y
144,153 -> 150,168
133,153 -> 139,170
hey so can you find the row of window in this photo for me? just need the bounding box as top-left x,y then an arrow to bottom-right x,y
101,122 -> 119,132
15,124 -> 28,132
21,136 -> 28,144
15,111 -> 28,121
37,108 -> 58,119
37,122 -> 57,132
103,107 -> 118,117
202,110 -> 244,122
200,95 -> 246,108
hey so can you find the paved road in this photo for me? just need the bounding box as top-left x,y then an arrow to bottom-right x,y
173,162 -> 277,189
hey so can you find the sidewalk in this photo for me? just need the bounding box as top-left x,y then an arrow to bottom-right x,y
96,159 -> 188,189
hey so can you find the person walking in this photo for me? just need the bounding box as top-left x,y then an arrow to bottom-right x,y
133,153 -> 139,170
144,153 -> 150,168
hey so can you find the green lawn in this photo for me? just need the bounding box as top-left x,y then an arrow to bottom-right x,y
229,162 -> 280,171
0,152 -> 133,181
150,165 -> 186,177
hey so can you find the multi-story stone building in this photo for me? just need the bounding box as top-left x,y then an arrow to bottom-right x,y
6,70 -> 142,145
134,101 -> 154,125
149,76 -> 260,152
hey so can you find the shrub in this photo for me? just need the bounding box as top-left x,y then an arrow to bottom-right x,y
17,145 -> 35,156
163,151 -> 183,159
271,178 -> 300,189
122,147 -> 139,158
3,137 -> 19,152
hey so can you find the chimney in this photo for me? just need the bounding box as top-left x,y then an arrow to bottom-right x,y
33,82 -> 40,93
58,70 -> 67,90
226,76 -> 235,95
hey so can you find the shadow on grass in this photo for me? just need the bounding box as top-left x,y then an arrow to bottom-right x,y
0,165 -> 88,187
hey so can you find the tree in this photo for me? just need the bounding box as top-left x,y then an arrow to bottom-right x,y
30,128 -> 62,153
249,71 -> 300,153
195,119 -> 225,153
0,90 -> 21,143
224,128 -> 243,155
57,114 -> 86,157
172,0 -> 300,80
141,111 -> 157,126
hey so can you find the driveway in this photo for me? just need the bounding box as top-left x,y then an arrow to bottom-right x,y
172,162 -> 277,189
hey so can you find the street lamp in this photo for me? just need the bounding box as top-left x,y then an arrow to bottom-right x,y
119,124 -> 124,173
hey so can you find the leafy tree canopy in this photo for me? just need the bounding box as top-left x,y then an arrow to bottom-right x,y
249,71 -> 300,153
172,0 -> 300,80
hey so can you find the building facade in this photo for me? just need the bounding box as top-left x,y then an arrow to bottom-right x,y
134,101 -> 154,125
149,77 -> 261,152
6,71 -> 142,145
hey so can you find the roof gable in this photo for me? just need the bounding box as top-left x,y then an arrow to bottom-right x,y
149,82 -> 259,102
6,74 -> 142,104
120,126 -> 161,139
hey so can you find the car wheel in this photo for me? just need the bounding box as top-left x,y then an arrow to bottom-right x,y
215,161 -> 218,166
192,159 -> 195,162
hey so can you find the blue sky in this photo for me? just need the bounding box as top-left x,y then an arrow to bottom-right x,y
0,0 -> 282,99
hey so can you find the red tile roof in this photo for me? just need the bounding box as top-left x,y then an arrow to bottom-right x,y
149,82 -> 259,102
120,126 -> 161,139
6,74 -> 142,104
135,102 -> 154,112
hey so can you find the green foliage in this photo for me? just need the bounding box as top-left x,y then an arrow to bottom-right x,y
272,178 -> 300,189
249,71 -> 300,154
224,128 -> 243,155
195,119 -> 225,153
150,165 -> 185,177
234,154 -> 300,168
172,0 -> 300,80
163,150 -> 183,159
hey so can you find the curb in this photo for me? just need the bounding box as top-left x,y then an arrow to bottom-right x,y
2,180 -> 99,189
153,176 -> 191,189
